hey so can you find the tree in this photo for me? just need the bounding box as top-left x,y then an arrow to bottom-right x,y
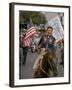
19,11 -> 47,26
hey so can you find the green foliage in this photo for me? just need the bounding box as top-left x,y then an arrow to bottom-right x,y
19,11 -> 47,25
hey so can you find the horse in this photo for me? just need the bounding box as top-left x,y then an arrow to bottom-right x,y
32,48 -> 58,78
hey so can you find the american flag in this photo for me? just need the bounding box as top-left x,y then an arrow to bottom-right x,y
23,26 -> 36,47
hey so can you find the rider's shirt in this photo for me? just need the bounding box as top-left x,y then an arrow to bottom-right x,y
38,35 -> 56,49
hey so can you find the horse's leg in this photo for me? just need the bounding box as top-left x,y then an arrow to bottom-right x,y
51,59 -> 58,77
32,54 -> 43,78
32,60 -> 44,78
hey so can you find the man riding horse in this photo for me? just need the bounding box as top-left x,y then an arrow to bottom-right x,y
32,26 -> 58,78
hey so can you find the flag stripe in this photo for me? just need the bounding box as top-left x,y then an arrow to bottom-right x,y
26,28 -> 36,36
24,30 -> 36,40
23,26 -> 36,47
24,37 -> 32,47
26,29 -> 36,37
27,26 -> 35,32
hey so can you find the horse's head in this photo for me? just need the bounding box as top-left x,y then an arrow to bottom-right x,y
38,48 -> 56,61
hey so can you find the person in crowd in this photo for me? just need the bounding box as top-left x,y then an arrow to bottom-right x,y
22,33 -> 28,65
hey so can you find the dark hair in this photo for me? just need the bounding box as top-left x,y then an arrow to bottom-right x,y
47,26 -> 53,31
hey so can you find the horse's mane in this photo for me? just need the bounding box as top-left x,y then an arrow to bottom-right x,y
41,52 -> 54,72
